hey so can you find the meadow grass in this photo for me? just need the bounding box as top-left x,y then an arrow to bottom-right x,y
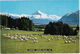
1,30 -> 79,53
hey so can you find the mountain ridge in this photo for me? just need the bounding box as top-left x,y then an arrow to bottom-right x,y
0,11 -> 61,24
0,11 -> 61,20
59,10 -> 79,25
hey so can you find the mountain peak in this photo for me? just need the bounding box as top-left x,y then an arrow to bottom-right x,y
75,10 -> 80,14
32,11 -> 47,15
59,10 -> 79,25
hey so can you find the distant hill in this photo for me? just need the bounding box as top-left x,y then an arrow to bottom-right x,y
59,10 -> 79,25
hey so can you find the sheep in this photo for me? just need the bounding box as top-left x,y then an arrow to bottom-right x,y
64,40 -> 68,43
2,34 -> 6,36
72,40 -> 76,43
69,38 -> 72,40
34,37 -> 38,40
35,40 -> 38,43
63,35 -> 67,39
47,39 -> 50,41
10,36 -> 14,39
19,36 -> 22,39
15,35 -> 18,37
21,36 -> 26,39
25,38 -> 28,41
33,40 -> 38,43
7,36 -> 11,38
27,36 -> 30,39
14,37 -> 17,39
68,40 -> 71,43
20,38 -> 24,41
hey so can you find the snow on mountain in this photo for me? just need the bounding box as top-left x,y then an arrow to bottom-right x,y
0,11 -> 61,20
0,11 -> 61,24
59,10 -> 79,25
32,11 -> 47,15
31,11 -> 61,20
0,12 -> 20,18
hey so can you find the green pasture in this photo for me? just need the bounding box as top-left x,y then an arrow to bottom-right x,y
1,30 -> 79,53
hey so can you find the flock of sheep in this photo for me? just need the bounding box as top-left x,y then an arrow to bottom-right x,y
2,33 -> 79,43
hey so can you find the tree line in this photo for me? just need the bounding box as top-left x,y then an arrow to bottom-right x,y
0,15 -> 79,35
44,21 -> 79,35
0,15 -> 34,31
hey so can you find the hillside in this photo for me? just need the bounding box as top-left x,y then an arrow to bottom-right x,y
59,10 -> 79,25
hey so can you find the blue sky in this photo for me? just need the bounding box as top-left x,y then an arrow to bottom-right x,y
0,1 -> 79,16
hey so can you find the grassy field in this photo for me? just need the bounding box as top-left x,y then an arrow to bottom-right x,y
1,30 -> 79,53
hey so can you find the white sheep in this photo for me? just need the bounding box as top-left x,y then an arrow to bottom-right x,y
36,40 -> 38,43
68,40 -> 71,43
72,40 -> 76,43
34,37 -> 38,40
33,40 -> 38,43
63,35 -> 67,39
2,34 -> 6,36
64,40 -> 68,43
25,38 -> 28,41
14,37 -> 17,39
48,39 -> 50,41
10,36 -> 14,39
20,38 -> 24,41
7,35 -> 11,39
69,38 -> 72,40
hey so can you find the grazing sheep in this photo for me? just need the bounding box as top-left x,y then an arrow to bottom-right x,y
33,40 -> 38,43
63,35 -> 67,39
35,40 -> 38,43
27,36 -> 30,39
72,40 -> 76,43
19,36 -> 22,39
64,40 -> 68,43
7,36 -> 11,38
68,40 -> 71,43
69,38 -> 72,40
10,36 -> 14,39
34,37 -> 38,40
14,37 -> 17,39
48,39 -> 50,41
20,38 -> 24,41
2,34 -> 6,36
25,38 -> 28,41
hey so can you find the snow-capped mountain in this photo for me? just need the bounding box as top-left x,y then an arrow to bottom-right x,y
31,11 -> 61,20
32,11 -> 47,15
0,11 -> 61,24
59,10 -> 79,25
